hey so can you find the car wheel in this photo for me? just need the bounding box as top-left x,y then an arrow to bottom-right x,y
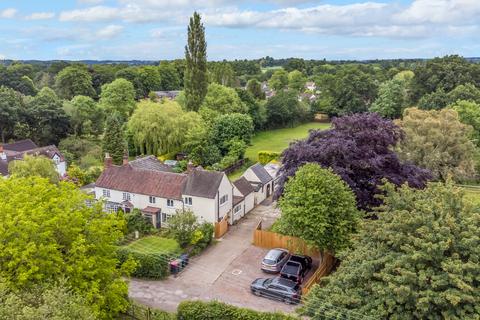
252,290 -> 261,296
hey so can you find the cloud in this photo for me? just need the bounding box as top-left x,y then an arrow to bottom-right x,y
59,6 -> 119,22
78,0 -> 105,4
0,8 -> 17,19
25,12 -> 55,20
96,25 -> 124,39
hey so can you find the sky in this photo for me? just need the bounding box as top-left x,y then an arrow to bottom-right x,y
0,0 -> 479,61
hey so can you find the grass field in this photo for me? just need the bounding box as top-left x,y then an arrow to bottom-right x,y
126,236 -> 181,255
229,122 -> 330,180
461,185 -> 480,206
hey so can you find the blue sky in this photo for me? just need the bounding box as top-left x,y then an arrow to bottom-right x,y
0,0 -> 479,61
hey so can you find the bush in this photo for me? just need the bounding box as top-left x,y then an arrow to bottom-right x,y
177,300 -> 297,320
258,151 -> 280,164
167,210 -> 199,248
117,248 -> 170,279
125,209 -> 154,235
190,222 -> 214,255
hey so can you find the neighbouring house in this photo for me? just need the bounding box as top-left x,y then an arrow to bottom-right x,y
264,162 -> 281,191
0,139 -> 67,177
305,81 -> 316,91
241,163 -> 274,205
94,154 -> 233,228
154,91 -> 181,100
231,177 -> 255,224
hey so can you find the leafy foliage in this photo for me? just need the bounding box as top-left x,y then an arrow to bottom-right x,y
278,113 -> 431,211
64,95 -> 104,136
266,90 -> 309,128
211,113 -> 254,153
0,85 -> 23,142
303,182 -> 480,320
200,83 -> 247,115
99,78 -> 136,120
452,100 -> 480,146
167,210 -> 199,248
258,151 -> 280,165
8,155 -> 59,183
369,78 -> 409,118
268,69 -> 288,91
55,66 -> 95,100
102,113 -> 127,165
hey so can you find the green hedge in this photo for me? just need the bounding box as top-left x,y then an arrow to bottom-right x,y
118,248 -> 170,280
258,151 -> 280,165
177,300 -> 298,320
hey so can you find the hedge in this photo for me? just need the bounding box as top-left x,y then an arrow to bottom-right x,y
258,151 -> 280,165
177,300 -> 298,320
118,248 -> 170,280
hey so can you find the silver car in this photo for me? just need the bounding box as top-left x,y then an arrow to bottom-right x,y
261,248 -> 290,273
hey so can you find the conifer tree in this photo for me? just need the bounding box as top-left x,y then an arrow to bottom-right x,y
102,113 -> 126,165
184,11 -> 208,112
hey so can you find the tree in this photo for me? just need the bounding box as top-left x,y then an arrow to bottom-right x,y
8,155 -> 59,183
167,210 -> 199,248
303,182 -> 480,320
210,62 -> 236,87
115,67 -> 144,99
211,113 -> 254,153
452,100 -> 480,146
128,100 -> 205,155
0,177 -> 132,319
64,95 -> 104,136
102,113 -> 126,165
200,83 -> 247,115
396,108 -> 476,182
184,11 -> 208,111
0,280 -> 95,320
369,78 -> 409,118
278,113 -> 431,211
275,164 -> 360,254
268,69 -> 288,91
288,70 -> 307,92
246,79 -> 265,100
137,66 -> 161,96
25,87 -> 70,146
236,89 -> 267,130
447,83 -> 480,105
55,66 -> 95,100
99,78 -> 136,120
0,86 -> 23,142
158,62 -> 181,90
417,88 -> 449,110
266,90 -> 308,128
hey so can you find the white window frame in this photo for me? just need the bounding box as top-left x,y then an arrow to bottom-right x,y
167,199 -> 174,207
162,212 -> 173,223
149,196 -> 156,204
102,189 -> 110,198
184,197 -> 192,206
123,192 -> 131,201
234,204 -> 242,213
220,194 -> 229,205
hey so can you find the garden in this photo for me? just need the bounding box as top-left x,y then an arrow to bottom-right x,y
118,210 -> 214,280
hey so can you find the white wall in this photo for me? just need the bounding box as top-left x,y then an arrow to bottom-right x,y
217,174 -> 233,222
244,192 -> 255,214
242,168 -> 260,183
56,161 -> 66,176
184,195 -> 216,224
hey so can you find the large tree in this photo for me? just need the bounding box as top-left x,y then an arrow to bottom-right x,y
265,90 -> 309,128
99,78 -> 136,120
128,100 -> 205,155
303,182 -> 480,320
268,69 -> 288,91
275,164 -> 360,254
200,83 -> 247,116
278,113 -> 431,211
8,155 -> 59,183
0,177 -> 132,319
452,100 -> 480,146
396,107 -> 476,182
184,11 -> 208,111
55,65 -> 96,100
64,95 -> 104,136
210,113 -> 254,153
0,86 -> 23,142
158,62 -> 181,90
288,70 -> 307,92
246,79 -> 265,100
102,113 -> 127,165
369,78 -> 409,119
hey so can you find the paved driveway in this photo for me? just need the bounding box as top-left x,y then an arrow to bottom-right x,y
128,200 -> 298,314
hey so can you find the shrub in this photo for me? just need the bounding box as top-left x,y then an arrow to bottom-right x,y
190,222 -> 214,255
258,151 -> 280,164
125,209 -> 154,235
177,300 -> 297,320
167,210 -> 199,248
117,248 -> 170,280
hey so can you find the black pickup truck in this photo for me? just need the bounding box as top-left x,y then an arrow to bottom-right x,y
279,254 -> 313,284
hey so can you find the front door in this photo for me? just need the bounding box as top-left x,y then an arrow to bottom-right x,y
266,184 -> 271,198
156,211 -> 161,228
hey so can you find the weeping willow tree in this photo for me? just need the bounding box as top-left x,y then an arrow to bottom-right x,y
128,99 -> 205,155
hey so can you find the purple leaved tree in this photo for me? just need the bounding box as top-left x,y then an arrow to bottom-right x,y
276,113 -> 431,211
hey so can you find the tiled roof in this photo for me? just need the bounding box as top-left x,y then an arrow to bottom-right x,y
96,165 -> 187,200
233,195 -> 244,206
23,145 -> 65,161
129,156 -> 172,172
233,177 -> 254,196
142,206 -> 161,214
3,139 -> 37,152
250,163 -> 272,184
183,169 -> 224,199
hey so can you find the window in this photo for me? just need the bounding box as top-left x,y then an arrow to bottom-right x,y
102,189 -> 110,197
162,212 -> 172,223
123,192 -> 131,201
234,205 -> 242,213
167,199 -> 174,207
184,197 -> 192,206
105,202 -> 119,213
149,196 -> 156,204
220,194 -> 229,205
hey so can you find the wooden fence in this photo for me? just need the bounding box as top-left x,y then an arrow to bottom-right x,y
222,158 -> 248,175
301,253 -> 336,295
214,214 -> 229,239
253,220 -> 321,258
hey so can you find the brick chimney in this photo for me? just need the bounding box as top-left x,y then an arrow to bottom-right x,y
186,161 -> 195,173
0,144 -> 5,161
122,150 -> 129,166
104,153 -> 113,168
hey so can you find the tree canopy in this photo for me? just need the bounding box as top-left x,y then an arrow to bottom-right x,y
55,66 -> 95,100
303,182 -> 480,320
64,95 -> 104,136
99,78 -> 136,120
8,155 -> 59,183
369,78 -> 409,118
275,164 -> 360,254
278,113 -> 431,211
103,112 -> 127,165
200,83 -> 247,115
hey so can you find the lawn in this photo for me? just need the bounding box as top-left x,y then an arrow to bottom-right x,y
126,236 -> 181,255
461,185 -> 480,206
229,122 -> 330,180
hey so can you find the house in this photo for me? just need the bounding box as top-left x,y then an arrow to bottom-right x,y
264,162 -> 281,191
154,91 -> 181,100
241,163 -> 274,205
94,154 -> 233,228
305,81 -> 316,91
0,139 -> 67,177
231,177 -> 255,224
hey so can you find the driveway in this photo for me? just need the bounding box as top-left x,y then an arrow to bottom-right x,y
128,199 -> 299,314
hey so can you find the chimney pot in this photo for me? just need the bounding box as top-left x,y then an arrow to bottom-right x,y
104,153 -> 113,168
123,150 -> 129,166
186,161 -> 195,173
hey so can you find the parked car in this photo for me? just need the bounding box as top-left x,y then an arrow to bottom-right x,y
261,248 -> 290,273
250,277 -> 301,304
280,254 -> 313,283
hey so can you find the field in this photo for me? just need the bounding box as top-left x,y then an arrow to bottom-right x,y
461,185 -> 480,206
126,236 -> 181,255
229,122 -> 330,180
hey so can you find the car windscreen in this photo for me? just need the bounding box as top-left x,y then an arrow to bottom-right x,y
263,258 -> 276,265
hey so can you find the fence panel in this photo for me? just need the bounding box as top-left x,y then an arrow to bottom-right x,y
214,215 -> 229,238
301,253 -> 336,295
